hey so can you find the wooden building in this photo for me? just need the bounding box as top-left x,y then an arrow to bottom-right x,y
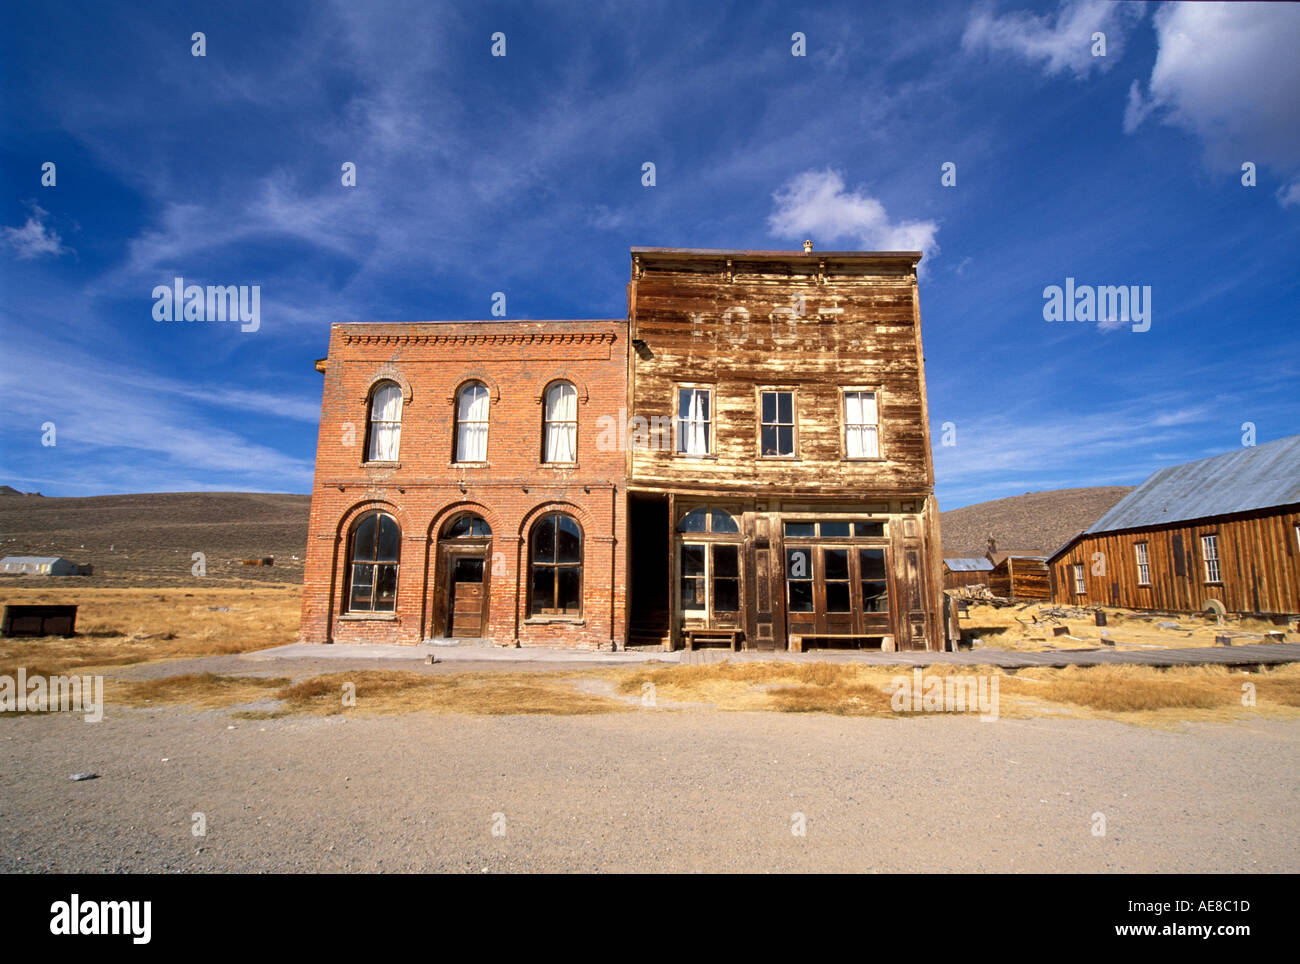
988,555 -> 1050,601
943,557 -> 993,590
1047,434 -> 1300,615
624,247 -> 945,653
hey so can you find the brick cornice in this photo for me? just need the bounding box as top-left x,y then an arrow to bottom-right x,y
342,332 -> 616,348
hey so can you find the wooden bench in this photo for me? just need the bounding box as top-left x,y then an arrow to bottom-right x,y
2,604 -> 78,638
789,633 -> 885,653
683,629 -> 743,652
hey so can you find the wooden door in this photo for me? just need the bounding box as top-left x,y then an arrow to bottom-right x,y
447,554 -> 488,638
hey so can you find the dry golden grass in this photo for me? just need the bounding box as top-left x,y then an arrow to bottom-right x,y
612,660 -> 1300,725
116,673 -> 290,710
0,585 -> 301,675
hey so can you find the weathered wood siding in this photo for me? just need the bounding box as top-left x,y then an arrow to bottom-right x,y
943,568 -> 991,591
627,255 -> 931,493
1048,506 -> 1300,614
626,250 -> 945,651
990,557 -> 1051,601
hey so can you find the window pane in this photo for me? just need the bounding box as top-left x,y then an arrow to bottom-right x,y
557,567 -> 581,614
761,425 -> 779,456
824,548 -> 849,580
353,516 -> 377,561
374,565 -> 398,611
713,544 -> 739,578
761,392 -> 776,424
777,425 -> 793,455
530,568 -> 554,614
713,577 -> 739,613
682,543 -> 706,577
556,516 -> 581,563
679,509 -> 707,532
777,391 -> 792,423
376,515 -> 400,562
855,522 -> 884,538
826,581 -> 851,612
453,557 -> 484,583
859,548 -> 886,580
349,564 -> 374,610
681,576 -> 704,608
788,580 -> 813,612
532,517 -> 556,563
369,423 -> 400,462
786,547 -> 812,580
821,522 -> 850,539
784,522 -> 815,539
710,510 -> 739,534
862,581 -> 888,612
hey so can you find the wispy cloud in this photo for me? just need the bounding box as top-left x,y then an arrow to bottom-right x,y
767,169 -> 939,259
3,203 -> 69,261
962,0 -> 1143,79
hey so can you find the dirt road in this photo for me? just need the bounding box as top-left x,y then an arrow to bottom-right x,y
3,707 -> 1296,873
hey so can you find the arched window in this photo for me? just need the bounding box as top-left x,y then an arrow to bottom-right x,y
676,507 -> 739,534
366,381 -> 403,461
347,512 -> 400,612
542,381 -> 578,463
443,513 -> 492,539
455,381 -> 490,462
530,513 -> 582,617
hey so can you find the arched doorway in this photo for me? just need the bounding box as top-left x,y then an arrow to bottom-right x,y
435,513 -> 492,638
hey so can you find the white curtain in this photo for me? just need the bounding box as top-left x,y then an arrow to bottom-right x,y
682,389 -> 709,456
456,383 -> 490,461
544,382 -> 577,462
368,383 -> 403,461
845,392 -> 878,458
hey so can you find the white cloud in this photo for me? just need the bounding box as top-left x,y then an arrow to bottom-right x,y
962,0 -> 1143,78
3,203 -> 69,260
767,170 -> 940,259
1277,179 -> 1300,209
1125,3 -> 1300,174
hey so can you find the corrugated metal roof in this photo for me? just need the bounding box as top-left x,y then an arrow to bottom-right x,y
1087,433 -> 1300,534
1,556 -> 65,565
944,558 -> 993,571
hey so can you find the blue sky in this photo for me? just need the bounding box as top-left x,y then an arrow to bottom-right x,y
1,0 -> 1296,509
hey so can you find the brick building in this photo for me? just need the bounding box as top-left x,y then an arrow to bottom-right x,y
300,246 -> 946,651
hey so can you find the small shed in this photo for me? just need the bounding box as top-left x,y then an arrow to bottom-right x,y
0,556 -> 90,576
943,557 -> 993,590
989,555 -> 1050,601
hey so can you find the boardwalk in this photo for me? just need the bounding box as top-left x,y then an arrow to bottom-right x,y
679,641 -> 1300,669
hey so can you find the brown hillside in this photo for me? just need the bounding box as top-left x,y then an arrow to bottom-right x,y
938,486 -> 1134,559
0,492 -> 310,587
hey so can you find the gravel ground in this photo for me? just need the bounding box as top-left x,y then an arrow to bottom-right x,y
2,706 -> 1296,873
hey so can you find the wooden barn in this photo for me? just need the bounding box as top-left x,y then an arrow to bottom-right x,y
988,555 -> 1050,600
943,557 -> 993,590
1047,434 -> 1300,615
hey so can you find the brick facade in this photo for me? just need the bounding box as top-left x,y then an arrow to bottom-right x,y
300,320 -> 627,648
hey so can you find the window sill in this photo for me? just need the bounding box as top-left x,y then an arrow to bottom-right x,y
525,616 -> 585,626
538,462 -> 579,469
339,613 -> 398,621
842,457 -> 887,463
362,461 -> 401,469
674,454 -> 718,461
759,455 -> 800,461
448,462 -> 490,469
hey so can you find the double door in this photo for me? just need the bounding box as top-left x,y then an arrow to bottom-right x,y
784,544 -> 890,638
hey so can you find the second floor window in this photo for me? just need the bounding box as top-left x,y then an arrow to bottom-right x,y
1135,542 -> 1150,585
677,387 -> 711,456
455,381 -> 490,462
1201,534 -> 1221,583
543,381 -> 578,463
760,390 -> 795,457
844,390 -> 879,458
366,381 -> 402,462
